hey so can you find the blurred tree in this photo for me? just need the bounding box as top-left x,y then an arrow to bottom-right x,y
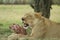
9,0 -> 15,4
30,0 -> 52,19
23,0 -> 25,4
0,0 -> 60,4
52,0 -> 60,5
0,0 -> 3,4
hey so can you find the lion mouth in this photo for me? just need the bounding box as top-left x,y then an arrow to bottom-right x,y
22,21 -> 29,29
22,23 -> 29,29
24,23 -> 29,27
21,18 -> 29,29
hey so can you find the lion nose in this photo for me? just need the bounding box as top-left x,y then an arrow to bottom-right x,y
22,18 -> 25,21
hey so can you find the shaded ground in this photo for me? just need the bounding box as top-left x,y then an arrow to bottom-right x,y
0,5 -> 60,40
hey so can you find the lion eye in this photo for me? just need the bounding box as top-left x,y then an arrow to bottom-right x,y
28,16 -> 31,18
27,16 -> 32,18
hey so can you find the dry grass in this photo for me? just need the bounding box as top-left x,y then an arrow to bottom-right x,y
50,5 -> 60,23
0,5 -> 60,40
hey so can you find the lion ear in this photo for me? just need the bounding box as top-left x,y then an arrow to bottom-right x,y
34,13 -> 42,18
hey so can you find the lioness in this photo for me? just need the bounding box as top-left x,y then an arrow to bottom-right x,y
8,12 -> 60,40
22,12 -> 60,39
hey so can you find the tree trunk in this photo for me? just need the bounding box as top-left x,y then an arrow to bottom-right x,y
30,0 -> 52,19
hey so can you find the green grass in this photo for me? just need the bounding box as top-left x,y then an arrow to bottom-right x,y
0,5 -> 33,40
0,5 -> 60,40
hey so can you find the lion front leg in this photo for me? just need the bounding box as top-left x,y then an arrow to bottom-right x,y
8,33 -> 27,40
8,33 -> 19,40
8,33 -> 43,40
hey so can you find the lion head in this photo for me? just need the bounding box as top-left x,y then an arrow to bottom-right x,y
21,12 -> 43,29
